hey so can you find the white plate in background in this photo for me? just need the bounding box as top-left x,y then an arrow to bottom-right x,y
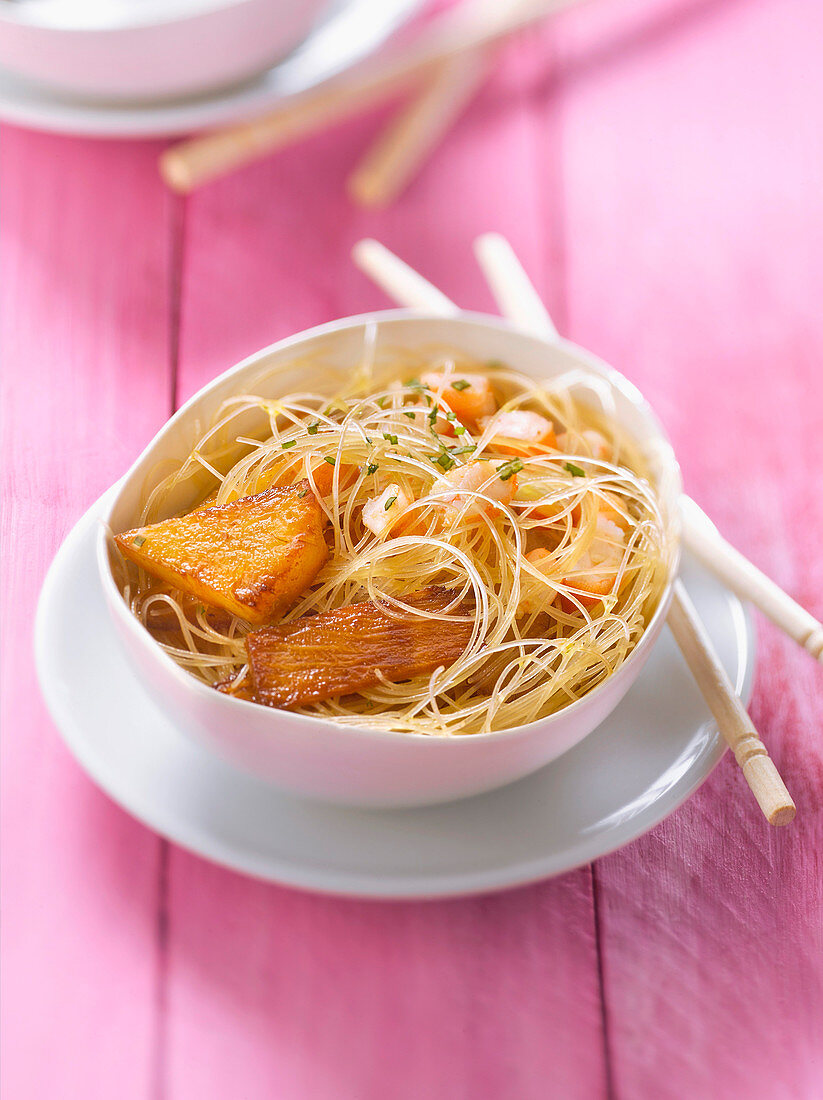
0,0 -> 423,137
36,496 -> 754,899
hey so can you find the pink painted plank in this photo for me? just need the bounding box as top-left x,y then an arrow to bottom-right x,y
0,128 -> 175,1100
165,27 -> 607,1100
557,0 -> 823,1093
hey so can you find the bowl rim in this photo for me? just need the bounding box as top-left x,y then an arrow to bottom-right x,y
96,307 -> 683,746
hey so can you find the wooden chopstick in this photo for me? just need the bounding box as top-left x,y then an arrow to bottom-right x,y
352,236 -> 795,824
668,582 -> 795,825
160,0 -> 560,193
681,496 -> 823,663
469,232 -> 795,825
347,51 -> 489,208
347,0 -> 591,208
352,238 -> 461,314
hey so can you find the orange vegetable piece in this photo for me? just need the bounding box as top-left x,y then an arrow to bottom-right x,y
245,586 -> 474,708
116,482 -> 329,626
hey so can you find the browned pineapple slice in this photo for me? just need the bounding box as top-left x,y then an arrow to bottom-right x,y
115,483 -> 328,626
245,586 -> 474,708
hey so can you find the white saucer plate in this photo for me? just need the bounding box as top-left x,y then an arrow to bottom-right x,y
0,0 -> 423,138
36,495 -> 754,900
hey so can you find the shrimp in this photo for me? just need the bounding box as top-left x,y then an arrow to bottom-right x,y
481,410 -> 556,456
432,460 -> 517,518
561,513 -> 627,608
420,371 -> 497,424
556,429 -> 611,462
362,483 -> 413,537
518,548 -> 557,615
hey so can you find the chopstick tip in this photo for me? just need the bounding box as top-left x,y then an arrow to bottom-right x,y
768,802 -> 797,827
159,148 -> 194,194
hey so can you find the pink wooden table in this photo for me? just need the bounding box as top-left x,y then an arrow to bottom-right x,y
3,0 -> 822,1095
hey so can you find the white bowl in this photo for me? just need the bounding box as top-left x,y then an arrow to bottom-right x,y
97,311 -> 682,808
0,0 -> 331,102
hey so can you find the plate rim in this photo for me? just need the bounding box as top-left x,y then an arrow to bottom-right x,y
0,0 -> 425,138
35,494 -> 755,900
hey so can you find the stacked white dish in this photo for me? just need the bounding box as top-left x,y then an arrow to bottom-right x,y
0,0 -> 423,135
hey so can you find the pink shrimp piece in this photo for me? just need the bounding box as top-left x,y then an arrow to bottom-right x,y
362,483 -> 413,537
517,548 -> 557,615
420,371 -> 497,424
433,460 -> 517,518
561,513 -> 626,608
556,429 -> 611,462
481,410 -> 556,456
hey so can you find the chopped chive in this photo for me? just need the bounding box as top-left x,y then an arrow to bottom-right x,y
427,409 -> 438,424
436,452 -> 456,471
450,444 -> 477,456
425,394 -> 433,407
451,379 -> 471,391
324,456 -> 336,466
367,462 -> 379,475
365,435 -> 373,445
497,458 -> 524,481
307,422 -> 320,435
384,495 -> 398,511
454,424 -> 466,435
297,487 -> 308,498
133,535 -> 146,548
281,439 -> 296,449
377,396 -> 387,408
446,411 -> 456,421
403,411 -> 416,419
564,461 -> 586,478
383,432 -> 398,445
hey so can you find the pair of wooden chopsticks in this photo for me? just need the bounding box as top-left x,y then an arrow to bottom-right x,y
353,235 -> 806,826
160,0 -> 584,200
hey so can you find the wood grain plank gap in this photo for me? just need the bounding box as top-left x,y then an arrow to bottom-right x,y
0,127 -> 174,1100
151,842 -> 171,1100
556,0 -> 823,1093
590,864 -> 617,1100
168,194 -> 187,414
151,183 -> 188,1100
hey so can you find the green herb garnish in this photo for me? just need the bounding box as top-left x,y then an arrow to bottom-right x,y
427,408 -> 438,424
324,456 -> 336,466
403,411 -> 416,419
384,495 -> 398,511
297,487 -> 308,498
367,463 -> 379,475
564,461 -> 586,478
497,458 -> 523,481
454,424 -> 466,435
307,422 -> 319,435
133,535 -> 146,548
281,439 -> 296,449
436,452 -> 456,471
451,379 -> 471,391
450,444 -> 477,456
383,432 -> 398,445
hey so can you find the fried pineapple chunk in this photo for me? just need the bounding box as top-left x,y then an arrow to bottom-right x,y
245,586 -> 474,708
115,483 -> 328,626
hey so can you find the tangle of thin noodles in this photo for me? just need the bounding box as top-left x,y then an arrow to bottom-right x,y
116,344 -> 675,736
